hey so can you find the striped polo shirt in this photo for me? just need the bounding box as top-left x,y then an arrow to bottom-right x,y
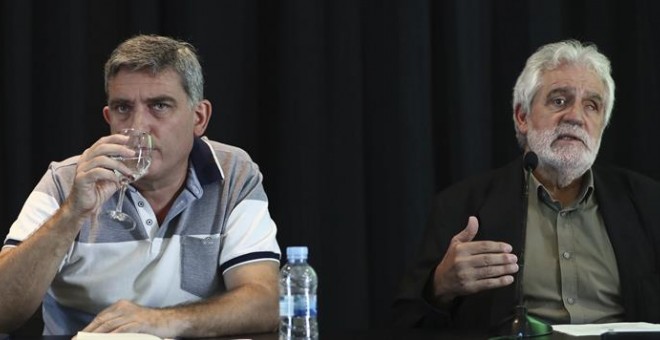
3,137 -> 280,335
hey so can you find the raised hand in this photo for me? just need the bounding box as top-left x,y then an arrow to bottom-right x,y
65,134 -> 136,219
431,216 -> 519,303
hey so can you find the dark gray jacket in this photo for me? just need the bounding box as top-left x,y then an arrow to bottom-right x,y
393,157 -> 660,332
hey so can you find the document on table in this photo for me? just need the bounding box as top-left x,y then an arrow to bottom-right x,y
74,332 -> 173,340
553,322 -> 660,336
74,332 -> 254,340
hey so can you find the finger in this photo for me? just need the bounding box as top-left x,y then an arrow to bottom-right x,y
475,262 -> 520,280
91,134 -> 131,149
458,240 -> 514,256
73,169 -> 122,200
81,317 -> 103,332
459,273 -> 517,295
453,252 -> 516,278
474,275 -> 516,291
452,216 -> 480,243
473,253 -> 518,267
81,312 -> 110,332
81,303 -> 124,332
77,153 -> 133,182
83,146 -> 130,164
451,253 -> 517,283
111,321 -> 142,333
81,137 -> 134,164
83,313 -> 125,333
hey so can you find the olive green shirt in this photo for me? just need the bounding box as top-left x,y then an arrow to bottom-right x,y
522,169 -> 625,324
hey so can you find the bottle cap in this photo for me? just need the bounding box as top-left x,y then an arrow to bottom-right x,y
287,246 -> 308,260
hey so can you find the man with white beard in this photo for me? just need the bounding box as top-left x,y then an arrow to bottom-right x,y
393,40 -> 660,333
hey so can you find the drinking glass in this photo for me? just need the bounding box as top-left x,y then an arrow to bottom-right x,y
100,128 -> 153,230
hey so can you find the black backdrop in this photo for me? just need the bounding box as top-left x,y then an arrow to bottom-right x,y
2,0 -> 660,333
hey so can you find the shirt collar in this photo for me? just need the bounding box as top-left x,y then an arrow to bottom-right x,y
178,137 -> 224,199
190,136 -> 225,185
127,137 -> 223,199
529,167 -> 595,211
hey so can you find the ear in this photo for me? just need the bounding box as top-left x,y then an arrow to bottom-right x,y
193,99 -> 212,137
102,106 -> 112,124
514,104 -> 529,135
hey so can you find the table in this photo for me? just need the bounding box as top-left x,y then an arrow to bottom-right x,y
3,329 -> 659,340
0,329 -> 510,340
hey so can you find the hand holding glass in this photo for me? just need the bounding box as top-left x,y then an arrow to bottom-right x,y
100,128 -> 153,230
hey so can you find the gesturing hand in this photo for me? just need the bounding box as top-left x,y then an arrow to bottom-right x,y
431,216 -> 519,304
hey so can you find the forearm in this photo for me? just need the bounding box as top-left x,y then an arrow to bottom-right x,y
0,204 -> 85,330
165,281 -> 279,337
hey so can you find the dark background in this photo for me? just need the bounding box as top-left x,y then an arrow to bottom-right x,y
2,0 -> 660,334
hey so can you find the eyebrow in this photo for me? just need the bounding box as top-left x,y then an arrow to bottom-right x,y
546,87 -> 604,103
583,92 -> 604,105
146,95 -> 177,104
546,87 -> 574,98
108,95 -> 178,107
108,98 -> 131,107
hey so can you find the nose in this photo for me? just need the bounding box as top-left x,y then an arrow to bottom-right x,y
130,105 -> 151,133
561,102 -> 585,128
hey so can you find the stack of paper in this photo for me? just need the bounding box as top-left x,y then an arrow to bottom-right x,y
75,332 -> 169,340
553,322 -> 660,337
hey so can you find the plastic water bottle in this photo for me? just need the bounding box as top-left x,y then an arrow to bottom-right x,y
279,246 -> 318,340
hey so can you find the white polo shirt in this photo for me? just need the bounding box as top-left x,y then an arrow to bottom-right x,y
3,137 -> 281,335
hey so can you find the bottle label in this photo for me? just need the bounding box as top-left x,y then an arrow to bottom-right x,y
280,294 -> 317,317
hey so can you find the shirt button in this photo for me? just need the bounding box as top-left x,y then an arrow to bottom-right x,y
562,251 -> 571,259
138,201 -> 145,207
146,219 -> 153,226
567,297 -> 576,305
560,211 -> 567,217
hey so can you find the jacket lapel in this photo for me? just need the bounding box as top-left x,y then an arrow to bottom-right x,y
593,166 -> 655,321
475,158 -> 526,328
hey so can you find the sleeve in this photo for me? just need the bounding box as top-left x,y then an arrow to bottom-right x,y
391,192 -> 461,329
3,163 -> 65,249
217,161 -> 281,274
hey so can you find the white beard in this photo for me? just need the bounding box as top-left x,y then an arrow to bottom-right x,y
526,123 -> 601,188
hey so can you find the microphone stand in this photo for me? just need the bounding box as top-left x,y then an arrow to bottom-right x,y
495,152 -> 552,338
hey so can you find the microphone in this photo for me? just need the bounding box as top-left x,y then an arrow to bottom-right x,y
495,151 -> 552,338
516,151 -> 538,305
523,151 -> 539,171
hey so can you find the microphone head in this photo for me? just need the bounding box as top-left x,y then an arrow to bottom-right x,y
524,152 -> 538,171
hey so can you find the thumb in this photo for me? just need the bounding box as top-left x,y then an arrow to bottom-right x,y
453,216 -> 479,243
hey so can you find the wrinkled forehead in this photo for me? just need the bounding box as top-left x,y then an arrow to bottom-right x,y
107,68 -> 186,92
106,68 -> 189,102
534,64 -> 607,102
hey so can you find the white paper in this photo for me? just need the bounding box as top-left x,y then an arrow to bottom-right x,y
74,332 -> 171,340
552,322 -> 660,336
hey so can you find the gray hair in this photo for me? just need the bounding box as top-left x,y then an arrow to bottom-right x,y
104,35 -> 204,107
512,40 -> 615,148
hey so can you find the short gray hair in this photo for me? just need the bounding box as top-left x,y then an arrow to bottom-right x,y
512,40 -> 615,148
104,35 -> 204,107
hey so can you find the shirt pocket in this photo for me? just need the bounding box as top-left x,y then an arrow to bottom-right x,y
180,234 -> 222,297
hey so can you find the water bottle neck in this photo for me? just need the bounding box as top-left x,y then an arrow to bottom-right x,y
288,257 -> 308,264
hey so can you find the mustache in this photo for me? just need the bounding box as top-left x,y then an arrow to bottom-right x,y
551,124 -> 592,150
